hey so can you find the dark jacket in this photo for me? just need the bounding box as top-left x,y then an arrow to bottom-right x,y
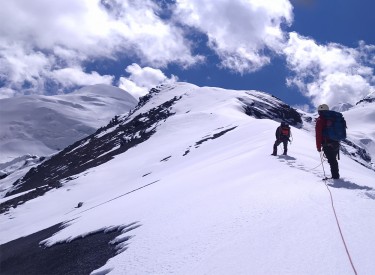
275,126 -> 291,141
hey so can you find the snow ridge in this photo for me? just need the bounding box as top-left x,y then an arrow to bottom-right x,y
1,82 -> 375,275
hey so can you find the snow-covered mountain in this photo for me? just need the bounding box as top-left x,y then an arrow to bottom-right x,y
341,94 -> 375,170
0,84 -> 138,163
0,83 -> 374,275
331,103 -> 353,112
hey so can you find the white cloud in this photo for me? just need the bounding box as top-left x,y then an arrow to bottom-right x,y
0,0 -> 198,62
0,41 -> 52,96
0,87 -> 17,99
293,103 -> 312,113
0,40 -> 113,97
284,32 -> 375,107
1,0 -> 373,109
0,0 -> 297,97
358,41 -> 375,66
0,0 -> 198,96
0,42 -> 49,83
1,0 -> 292,75
118,63 -> 178,98
49,67 -> 114,88
173,0 -> 293,73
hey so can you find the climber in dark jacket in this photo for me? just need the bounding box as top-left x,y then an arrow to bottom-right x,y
271,122 -> 291,156
315,104 -> 340,179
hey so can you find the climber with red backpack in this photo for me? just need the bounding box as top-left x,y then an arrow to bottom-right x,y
315,104 -> 347,179
271,122 -> 291,156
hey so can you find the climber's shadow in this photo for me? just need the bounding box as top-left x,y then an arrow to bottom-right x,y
277,155 -> 296,161
328,178 -> 372,191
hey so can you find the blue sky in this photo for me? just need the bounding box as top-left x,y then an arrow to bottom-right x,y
0,0 -> 374,111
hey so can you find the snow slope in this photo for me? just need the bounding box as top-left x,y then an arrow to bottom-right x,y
0,84 -> 138,163
343,98 -> 375,167
0,83 -> 374,275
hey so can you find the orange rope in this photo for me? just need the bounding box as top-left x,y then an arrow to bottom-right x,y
323,178 -> 358,275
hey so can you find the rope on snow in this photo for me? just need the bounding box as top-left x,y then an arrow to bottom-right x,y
320,152 -> 358,275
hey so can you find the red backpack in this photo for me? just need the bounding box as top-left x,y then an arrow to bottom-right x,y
281,126 -> 290,137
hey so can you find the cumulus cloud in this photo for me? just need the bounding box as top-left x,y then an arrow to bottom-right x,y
0,42 -> 51,91
119,63 -> 178,98
284,32 -> 375,107
0,0 -> 198,63
0,87 -> 16,99
0,40 -> 113,96
0,0 -> 197,97
173,0 -> 293,73
0,0 -> 296,98
293,104 -> 312,113
49,67 -> 114,88
1,0 -> 373,108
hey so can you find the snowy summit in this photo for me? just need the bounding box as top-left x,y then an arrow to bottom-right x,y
0,84 -> 138,163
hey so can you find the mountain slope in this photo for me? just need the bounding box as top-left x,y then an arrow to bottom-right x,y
0,84 -> 138,163
343,97 -> 375,168
0,83 -> 374,275
1,83 -> 302,200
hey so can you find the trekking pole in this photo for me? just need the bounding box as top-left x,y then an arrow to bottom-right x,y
319,151 -> 327,179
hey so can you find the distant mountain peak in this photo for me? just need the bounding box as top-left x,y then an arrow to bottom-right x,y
331,103 -> 353,112
0,85 -> 138,163
356,90 -> 375,105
